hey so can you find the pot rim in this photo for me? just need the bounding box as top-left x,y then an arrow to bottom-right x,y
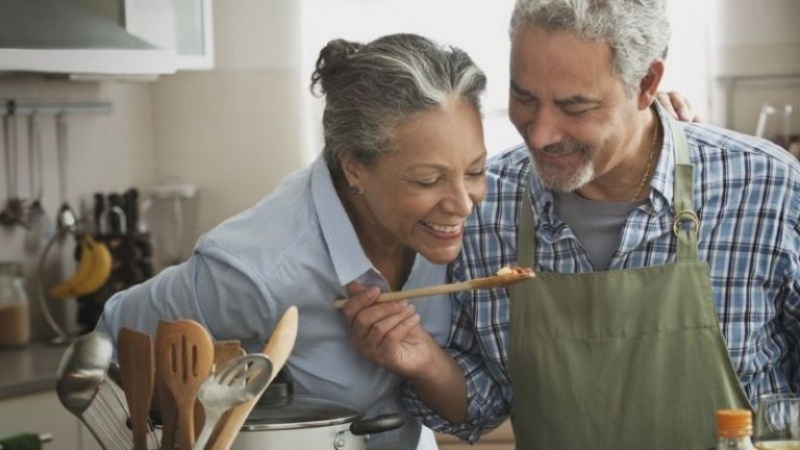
240,395 -> 363,432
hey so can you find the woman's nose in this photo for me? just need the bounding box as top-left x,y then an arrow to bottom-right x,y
444,181 -> 475,216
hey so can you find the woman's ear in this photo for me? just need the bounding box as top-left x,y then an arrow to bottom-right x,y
339,153 -> 364,192
638,59 -> 665,110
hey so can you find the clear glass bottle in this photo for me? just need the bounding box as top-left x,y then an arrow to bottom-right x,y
0,261 -> 31,347
717,409 -> 757,450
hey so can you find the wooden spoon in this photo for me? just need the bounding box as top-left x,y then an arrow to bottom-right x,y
332,270 -> 535,308
117,327 -> 155,450
206,306 -> 299,450
155,319 -> 215,450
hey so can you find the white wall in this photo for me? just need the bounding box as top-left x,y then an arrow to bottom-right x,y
662,0 -> 712,121
152,0 -> 307,237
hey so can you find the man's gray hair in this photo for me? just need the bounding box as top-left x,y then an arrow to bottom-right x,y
509,0 -> 670,95
311,33 -> 487,174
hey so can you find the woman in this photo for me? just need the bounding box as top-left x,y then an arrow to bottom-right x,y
96,33 -> 489,450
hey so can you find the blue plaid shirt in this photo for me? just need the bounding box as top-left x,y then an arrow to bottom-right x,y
402,106 -> 800,443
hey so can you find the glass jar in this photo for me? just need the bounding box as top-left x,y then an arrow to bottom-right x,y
0,261 -> 31,347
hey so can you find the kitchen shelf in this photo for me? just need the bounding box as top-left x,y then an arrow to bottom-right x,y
1,99 -> 112,116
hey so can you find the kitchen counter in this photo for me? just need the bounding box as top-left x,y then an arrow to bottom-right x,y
0,341 -> 68,399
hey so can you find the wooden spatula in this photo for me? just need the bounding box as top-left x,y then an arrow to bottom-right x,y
206,306 -> 299,450
155,319 -> 214,450
157,372 -> 178,450
117,327 -> 155,450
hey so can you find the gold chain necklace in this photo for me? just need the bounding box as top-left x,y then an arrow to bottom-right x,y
630,118 -> 660,202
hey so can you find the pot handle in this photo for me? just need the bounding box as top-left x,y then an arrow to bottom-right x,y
349,413 -> 404,436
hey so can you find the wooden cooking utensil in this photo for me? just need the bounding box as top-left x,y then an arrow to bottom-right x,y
332,271 -> 536,308
117,327 -> 155,450
155,319 -> 215,450
157,375 -> 178,450
206,306 -> 299,450
194,340 -> 245,439
213,340 -> 245,366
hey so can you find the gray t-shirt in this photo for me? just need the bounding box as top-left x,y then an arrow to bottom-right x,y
553,191 -> 645,270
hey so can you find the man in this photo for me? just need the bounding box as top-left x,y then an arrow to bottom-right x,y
342,0 -> 800,449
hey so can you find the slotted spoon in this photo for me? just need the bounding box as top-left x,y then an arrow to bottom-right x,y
155,319 -> 214,450
193,353 -> 273,450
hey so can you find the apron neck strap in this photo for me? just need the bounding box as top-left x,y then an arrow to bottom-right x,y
667,113 -> 699,262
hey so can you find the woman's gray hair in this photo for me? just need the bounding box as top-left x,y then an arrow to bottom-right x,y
310,33 -> 487,175
509,0 -> 670,95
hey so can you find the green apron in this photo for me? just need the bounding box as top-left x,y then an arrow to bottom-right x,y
508,115 -> 751,449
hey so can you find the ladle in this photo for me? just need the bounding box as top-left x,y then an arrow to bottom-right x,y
56,332 -> 132,449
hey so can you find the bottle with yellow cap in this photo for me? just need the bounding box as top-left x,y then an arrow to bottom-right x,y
717,409 -> 757,450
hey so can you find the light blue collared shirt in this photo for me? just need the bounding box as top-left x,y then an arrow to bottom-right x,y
97,156 -> 451,450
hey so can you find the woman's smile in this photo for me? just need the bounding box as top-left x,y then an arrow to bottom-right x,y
419,220 -> 464,238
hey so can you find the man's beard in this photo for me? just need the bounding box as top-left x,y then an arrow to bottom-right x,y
528,140 -> 594,192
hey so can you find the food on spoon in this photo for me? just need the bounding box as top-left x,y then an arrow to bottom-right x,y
496,265 -> 534,277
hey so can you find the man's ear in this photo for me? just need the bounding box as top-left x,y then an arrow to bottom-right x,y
638,59 -> 665,110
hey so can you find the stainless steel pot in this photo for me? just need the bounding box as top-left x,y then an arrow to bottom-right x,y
230,395 -> 403,450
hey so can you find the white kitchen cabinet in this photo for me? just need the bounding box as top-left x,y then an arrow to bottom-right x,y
125,0 -> 215,70
0,390 -> 84,449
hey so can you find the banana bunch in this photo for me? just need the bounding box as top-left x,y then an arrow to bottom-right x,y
50,234 -> 113,300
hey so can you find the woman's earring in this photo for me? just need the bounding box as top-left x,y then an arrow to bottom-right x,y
349,185 -> 362,196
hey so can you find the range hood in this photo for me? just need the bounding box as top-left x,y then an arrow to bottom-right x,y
0,0 -> 176,76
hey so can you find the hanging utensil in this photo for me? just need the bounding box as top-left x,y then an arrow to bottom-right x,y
24,112 -> 52,251
55,113 -> 76,231
0,113 -> 25,228
193,354 -> 273,450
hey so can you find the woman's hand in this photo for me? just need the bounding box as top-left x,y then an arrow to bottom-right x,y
340,283 -> 437,377
341,283 -> 471,422
656,90 -> 701,123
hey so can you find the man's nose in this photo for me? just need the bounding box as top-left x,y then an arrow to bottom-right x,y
525,108 -> 562,150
